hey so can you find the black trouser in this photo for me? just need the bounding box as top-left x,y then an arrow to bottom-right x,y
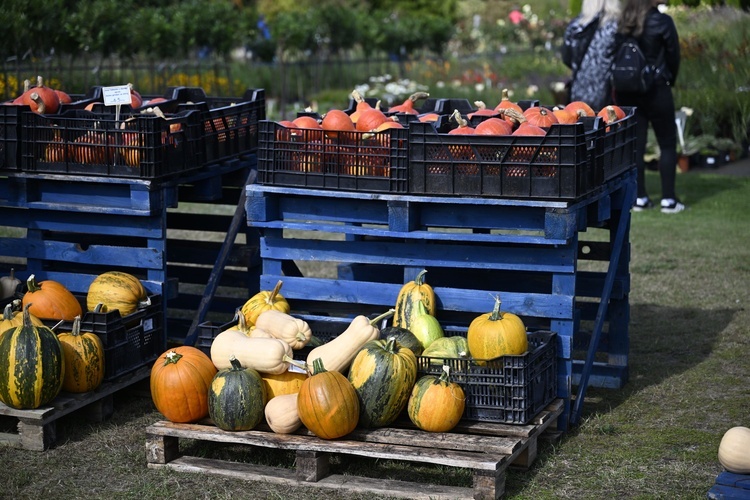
616,83 -> 678,200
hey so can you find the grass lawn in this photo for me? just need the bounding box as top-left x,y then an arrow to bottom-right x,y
1,167 -> 749,499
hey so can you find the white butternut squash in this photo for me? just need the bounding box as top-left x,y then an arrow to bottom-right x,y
210,331 -> 303,375
305,309 -> 394,373
255,310 -> 312,350
264,393 -> 302,434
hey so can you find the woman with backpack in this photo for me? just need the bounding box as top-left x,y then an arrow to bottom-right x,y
614,0 -> 684,213
561,0 -> 621,112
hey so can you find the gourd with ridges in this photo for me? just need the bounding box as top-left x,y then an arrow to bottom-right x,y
265,393 -> 302,434
393,270 -> 435,330
1,301 -> 44,333
22,274 -> 82,321
467,295 -> 527,361
409,300 -> 444,349
208,356 -> 267,431
254,309 -> 312,350
241,280 -> 290,326
0,268 -> 21,300
348,337 -> 417,428
297,358 -> 360,439
0,304 -> 65,409
86,271 -> 150,317
57,315 -> 105,393
718,426 -> 750,474
305,309 -> 394,374
408,365 -> 465,432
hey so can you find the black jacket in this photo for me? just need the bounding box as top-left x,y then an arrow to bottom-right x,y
624,7 -> 680,86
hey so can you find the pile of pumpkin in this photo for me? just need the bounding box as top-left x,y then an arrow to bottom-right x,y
2,78 -> 183,168
150,270 -> 530,439
0,270 -> 152,409
269,88 -> 625,178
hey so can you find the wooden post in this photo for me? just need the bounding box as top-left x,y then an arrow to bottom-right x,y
295,450 -> 330,482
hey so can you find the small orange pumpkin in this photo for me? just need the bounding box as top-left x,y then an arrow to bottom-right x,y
297,358 -> 359,439
523,107 -> 559,129
22,274 -> 82,321
150,346 -> 217,423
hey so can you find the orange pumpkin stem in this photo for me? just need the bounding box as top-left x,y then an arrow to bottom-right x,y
489,295 -> 503,321
26,274 -> 42,293
310,357 -> 327,375
439,364 -> 451,383
164,350 -> 183,365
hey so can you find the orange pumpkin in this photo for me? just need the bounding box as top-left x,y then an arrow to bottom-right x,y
150,346 -> 217,423
297,358 -> 359,439
474,117 -> 513,136
564,100 -> 595,118
22,274 -> 82,321
523,107 -> 559,129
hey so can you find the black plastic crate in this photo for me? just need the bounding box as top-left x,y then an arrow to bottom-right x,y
408,120 -> 599,199
20,108 -> 202,180
0,105 -> 22,171
41,294 -> 164,381
257,120 -> 409,194
595,106 -> 637,182
174,88 -> 266,166
416,330 -> 557,424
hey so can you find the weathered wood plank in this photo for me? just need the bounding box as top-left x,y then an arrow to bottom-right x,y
146,421 -> 504,471
148,455 -> 475,500
0,367 -> 150,450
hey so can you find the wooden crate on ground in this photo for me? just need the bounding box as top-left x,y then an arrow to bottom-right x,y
0,366 -> 149,451
145,399 -> 562,500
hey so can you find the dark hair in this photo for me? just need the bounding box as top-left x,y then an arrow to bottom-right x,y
619,0 -> 652,37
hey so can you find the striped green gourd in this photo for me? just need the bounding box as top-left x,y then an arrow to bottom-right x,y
57,316 -> 105,393
0,304 -> 65,409
393,269 -> 435,330
208,356 -> 267,431
86,271 -> 150,317
421,336 -> 470,364
347,337 -> 417,428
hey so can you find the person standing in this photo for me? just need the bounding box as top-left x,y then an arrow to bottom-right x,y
614,0 -> 684,213
562,0 -> 621,112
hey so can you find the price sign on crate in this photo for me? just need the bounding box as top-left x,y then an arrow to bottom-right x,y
102,85 -> 133,106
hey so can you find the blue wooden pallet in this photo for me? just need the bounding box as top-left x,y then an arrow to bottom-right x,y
709,472 -> 750,499
0,156 -> 260,345
245,170 -> 635,430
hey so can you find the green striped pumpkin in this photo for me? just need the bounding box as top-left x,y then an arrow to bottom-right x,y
347,337 -> 417,428
421,336 -> 470,364
0,304 -> 65,409
208,356 -> 267,431
393,269 -> 435,330
57,316 -> 105,393
379,326 -> 424,356
86,271 -> 150,317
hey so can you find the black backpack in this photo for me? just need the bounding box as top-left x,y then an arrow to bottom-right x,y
610,36 -> 655,94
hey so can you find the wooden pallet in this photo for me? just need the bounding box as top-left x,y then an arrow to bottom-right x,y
0,366 -> 150,451
146,399 -> 563,499
708,471 -> 750,499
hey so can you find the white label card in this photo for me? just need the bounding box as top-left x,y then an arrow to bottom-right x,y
102,85 -> 132,106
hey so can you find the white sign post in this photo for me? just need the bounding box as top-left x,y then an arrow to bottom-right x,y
102,84 -> 132,123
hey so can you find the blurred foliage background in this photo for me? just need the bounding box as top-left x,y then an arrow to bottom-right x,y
1,0 -> 748,152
